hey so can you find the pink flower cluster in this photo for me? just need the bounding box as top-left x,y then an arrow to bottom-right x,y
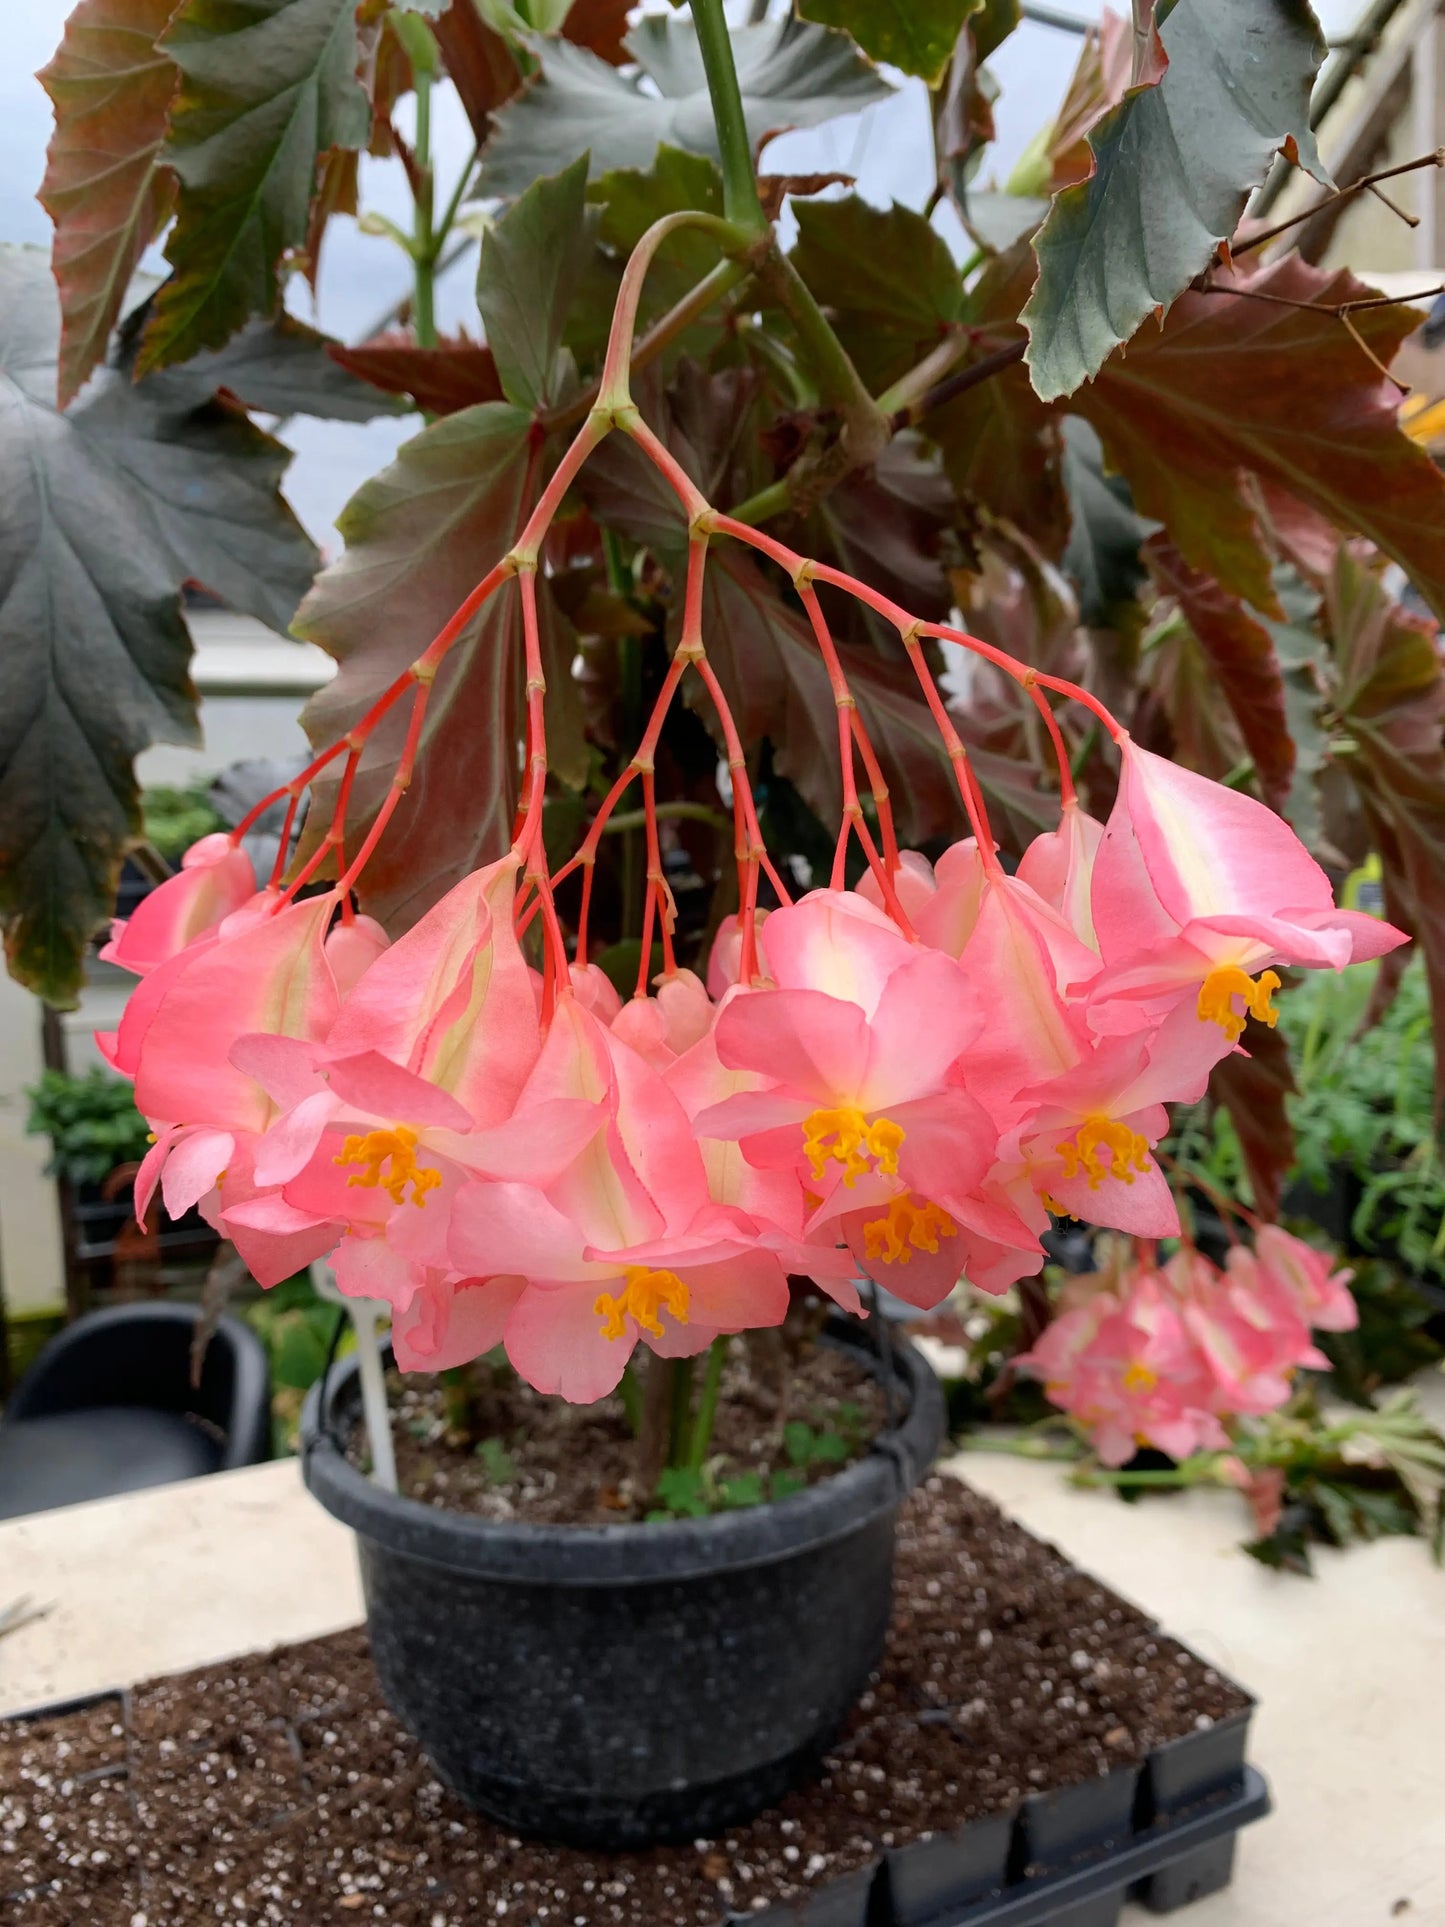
1017,1227 -> 1359,1465
101,740 -> 1399,1406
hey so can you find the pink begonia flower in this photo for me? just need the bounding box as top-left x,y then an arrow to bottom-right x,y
1016,801 -> 1105,953
1251,1223 -> 1358,1333
706,909 -> 771,998
126,895 -> 352,1286
1090,737 -> 1407,1041
243,860 -> 602,1304
695,891 -> 1020,1308
855,849 -> 941,923
665,1012 -> 862,1315
100,833 -> 257,976
447,1010 -> 793,1402
569,961 -> 623,1024
611,968 -> 715,1069
1174,1246 -> 1327,1414
1018,1268 -> 1229,1466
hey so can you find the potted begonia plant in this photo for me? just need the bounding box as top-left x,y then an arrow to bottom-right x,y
19,0 -> 1445,1862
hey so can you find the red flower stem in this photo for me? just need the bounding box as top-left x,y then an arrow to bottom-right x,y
848,709 -> 900,875
331,679 -> 434,901
513,568 -> 570,1011
1025,680 -> 1077,808
795,578 -> 913,928
640,767 -> 676,987
266,788 -> 304,889
623,416 -> 711,524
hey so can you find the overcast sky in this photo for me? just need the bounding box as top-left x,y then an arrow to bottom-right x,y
5,0 -> 1364,552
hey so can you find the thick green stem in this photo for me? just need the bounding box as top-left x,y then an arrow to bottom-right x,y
669,1356 -> 697,1467
687,0 -> 768,235
412,68 -> 437,347
688,1337 -> 729,1470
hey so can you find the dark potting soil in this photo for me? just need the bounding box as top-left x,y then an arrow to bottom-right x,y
0,1476 -> 1248,1926
357,1337 -> 889,1524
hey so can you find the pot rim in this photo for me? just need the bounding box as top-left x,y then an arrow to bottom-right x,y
300,1321 -> 945,1586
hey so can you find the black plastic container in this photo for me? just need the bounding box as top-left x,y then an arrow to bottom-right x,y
300,1325 -> 946,1850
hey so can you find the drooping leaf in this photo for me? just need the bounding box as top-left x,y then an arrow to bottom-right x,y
1145,534 -> 1295,813
927,241 -> 1068,555
38,0 -> 180,409
790,196 -> 961,395
294,405 -> 584,928
1073,257 -> 1445,623
477,14 -> 890,197
138,0 -> 371,375
327,332 -> 505,415
1029,8 -> 1132,194
121,305 -> 408,422
1023,0 -> 1330,402
797,0 -> 981,85
1260,564 -> 1332,857
1208,1020 -> 1296,1219
1058,416 -> 1154,627
476,157 -> 593,412
0,247 -> 320,1004
1324,545 -> 1445,1106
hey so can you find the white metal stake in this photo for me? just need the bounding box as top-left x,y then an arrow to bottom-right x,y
310,1261 -> 398,1493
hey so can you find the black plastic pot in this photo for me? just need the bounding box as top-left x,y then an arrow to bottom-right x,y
301,1323 -> 946,1850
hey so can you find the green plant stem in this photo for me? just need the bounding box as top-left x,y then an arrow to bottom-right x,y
412,68 -> 437,348
688,1337 -> 729,1469
604,801 -> 731,835
432,144 -> 479,264
669,1356 -> 697,1467
687,0 -> 768,235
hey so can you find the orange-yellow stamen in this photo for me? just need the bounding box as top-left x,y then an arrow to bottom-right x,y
334,1126 -> 442,1207
1197,965 -> 1282,1044
1122,1361 -> 1158,1395
801,1106 -> 905,1188
862,1194 -> 957,1266
1055,1115 -> 1151,1190
594,1266 -> 690,1342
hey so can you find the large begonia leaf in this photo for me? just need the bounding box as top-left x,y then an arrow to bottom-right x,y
1325,546 -> 1445,1105
1023,0 -> 1329,402
477,14 -> 889,197
1145,535 -> 1295,814
0,248 -> 332,1005
797,0 -> 982,85
294,405 -> 585,930
476,157 -> 593,413
137,0 -> 371,375
790,196 -> 961,395
1073,257 -> 1445,623
38,0 -> 180,409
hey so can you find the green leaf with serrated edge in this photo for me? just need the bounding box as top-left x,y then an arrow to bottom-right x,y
121,302 -> 405,423
798,0 -> 981,85
295,403 -> 584,931
38,0 -> 180,409
790,195 -> 962,394
1073,258 -> 1445,624
1059,417 -> 1154,627
477,14 -> 889,197
0,247 -> 319,1005
477,157 -> 593,412
1023,0 -> 1330,402
138,0 -> 370,376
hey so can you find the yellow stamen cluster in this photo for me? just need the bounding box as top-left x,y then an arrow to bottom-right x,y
862,1194 -> 957,1266
334,1126 -> 442,1206
801,1105 -> 905,1188
1121,1361 -> 1158,1395
595,1266 -> 691,1342
1197,965 -> 1282,1044
1055,1115 -> 1151,1190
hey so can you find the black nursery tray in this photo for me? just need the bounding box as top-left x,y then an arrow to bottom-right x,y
0,1477 -> 1267,1927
